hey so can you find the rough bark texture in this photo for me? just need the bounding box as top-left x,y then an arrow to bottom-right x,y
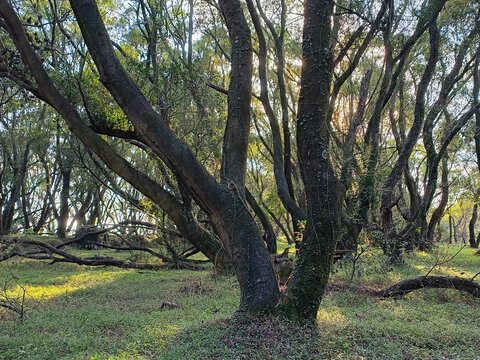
378,276 -> 480,298
281,0 -> 339,320
218,0 -> 252,192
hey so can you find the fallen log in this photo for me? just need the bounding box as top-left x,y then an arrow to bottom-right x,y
377,276 -> 480,298
1,237 -> 206,271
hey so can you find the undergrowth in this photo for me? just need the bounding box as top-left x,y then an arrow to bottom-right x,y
0,243 -> 479,359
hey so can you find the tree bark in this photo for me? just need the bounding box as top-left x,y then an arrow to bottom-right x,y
69,0 -> 280,311
426,155 -> 449,245
378,276 -> 480,298
469,203 -> 478,248
245,188 -> 277,254
281,0 -> 340,320
57,167 -> 71,238
449,215 -> 453,244
0,142 -> 30,235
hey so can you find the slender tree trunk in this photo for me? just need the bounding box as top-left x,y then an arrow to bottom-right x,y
245,188 -> 277,254
1,143 -> 30,235
469,203 -> 478,248
245,0 -> 305,223
474,48 -> 480,174
57,167 -> 71,238
449,215 -> 453,244
87,189 -> 101,226
453,216 -> 459,243
187,0 -> 193,67
426,155 -> 449,245
381,21 -> 439,238
33,159 -> 54,233
21,180 -> 30,230
68,190 -> 94,232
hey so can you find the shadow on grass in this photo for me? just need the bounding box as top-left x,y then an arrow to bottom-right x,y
160,316 -> 323,360
1,248 -> 480,360
0,266 -> 238,360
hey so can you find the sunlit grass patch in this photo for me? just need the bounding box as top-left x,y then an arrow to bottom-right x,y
4,270 -> 129,301
317,306 -> 347,329
0,243 -> 479,359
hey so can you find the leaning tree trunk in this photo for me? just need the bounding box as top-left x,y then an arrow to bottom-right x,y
0,0 -> 236,274
472,49 -> 480,249
69,0 -> 280,311
474,48 -> 480,174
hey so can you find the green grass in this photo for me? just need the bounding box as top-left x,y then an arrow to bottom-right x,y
1,244 -> 479,359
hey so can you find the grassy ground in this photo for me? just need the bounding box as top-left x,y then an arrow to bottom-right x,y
0,243 -> 479,359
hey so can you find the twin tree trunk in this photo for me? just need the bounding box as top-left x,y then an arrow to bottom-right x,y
0,0 -> 339,320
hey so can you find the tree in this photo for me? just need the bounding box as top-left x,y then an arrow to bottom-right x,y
1,0 -> 479,322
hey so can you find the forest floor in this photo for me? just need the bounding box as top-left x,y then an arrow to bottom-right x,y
0,242 -> 479,359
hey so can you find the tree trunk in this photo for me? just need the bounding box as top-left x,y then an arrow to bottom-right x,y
68,0 -> 280,311
449,215 -> 453,244
426,155 -> 449,245
57,167 -> 71,238
0,142 -> 30,235
281,0 -> 339,320
245,188 -> 277,254
469,203 -> 478,248
68,190 -> 94,232
381,21 -> 439,238
21,179 -> 30,230
474,48 -> 480,174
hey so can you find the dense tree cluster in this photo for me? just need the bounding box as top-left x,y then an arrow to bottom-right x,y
0,0 -> 479,320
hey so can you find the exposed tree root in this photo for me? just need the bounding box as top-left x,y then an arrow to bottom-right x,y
376,276 -> 480,298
